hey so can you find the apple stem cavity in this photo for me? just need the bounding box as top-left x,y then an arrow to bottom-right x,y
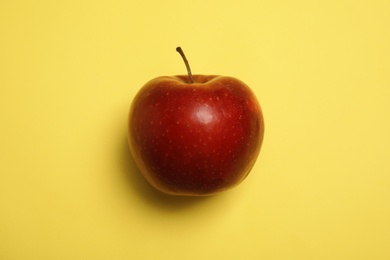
176,47 -> 194,84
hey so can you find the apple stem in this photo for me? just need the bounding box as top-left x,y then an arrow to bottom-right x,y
176,47 -> 194,84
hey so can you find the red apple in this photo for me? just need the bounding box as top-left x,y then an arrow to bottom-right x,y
128,47 -> 264,196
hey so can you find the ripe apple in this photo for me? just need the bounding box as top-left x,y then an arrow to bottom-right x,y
128,47 -> 264,196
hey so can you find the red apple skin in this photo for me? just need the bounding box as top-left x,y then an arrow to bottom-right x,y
128,75 -> 264,196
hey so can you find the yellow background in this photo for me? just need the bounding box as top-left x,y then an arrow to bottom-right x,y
1,0 -> 389,259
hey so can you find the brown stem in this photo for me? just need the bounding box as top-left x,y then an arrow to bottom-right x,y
176,47 -> 194,84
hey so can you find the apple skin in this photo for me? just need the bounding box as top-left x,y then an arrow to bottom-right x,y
128,75 -> 264,196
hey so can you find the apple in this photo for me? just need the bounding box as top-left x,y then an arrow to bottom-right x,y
128,47 -> 264,196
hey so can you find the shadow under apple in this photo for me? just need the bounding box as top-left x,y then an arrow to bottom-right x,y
120,134 -> 211,211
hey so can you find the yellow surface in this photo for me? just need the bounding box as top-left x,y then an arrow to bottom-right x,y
1,0 -> 389,259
